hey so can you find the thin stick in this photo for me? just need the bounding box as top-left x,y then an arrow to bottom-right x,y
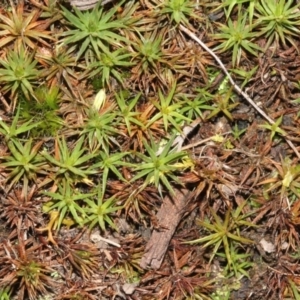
179,25 -> 300,160
181,131 -> 231,151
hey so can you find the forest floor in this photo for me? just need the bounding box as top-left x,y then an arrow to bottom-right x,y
1,0 -> 300,299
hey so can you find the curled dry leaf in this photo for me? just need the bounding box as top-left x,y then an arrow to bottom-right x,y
69,0 -> 114,10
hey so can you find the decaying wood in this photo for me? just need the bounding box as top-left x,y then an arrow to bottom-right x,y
140,188 -> 193,270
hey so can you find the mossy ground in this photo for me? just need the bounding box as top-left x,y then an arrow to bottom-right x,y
1,0 -> 300,299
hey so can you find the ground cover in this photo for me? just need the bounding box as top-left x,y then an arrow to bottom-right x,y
1,0 -> 300,299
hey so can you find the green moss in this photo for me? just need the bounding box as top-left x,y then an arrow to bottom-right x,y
19,86 -> 63,137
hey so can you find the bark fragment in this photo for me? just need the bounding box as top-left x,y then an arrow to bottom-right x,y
140,188 -> 193,269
